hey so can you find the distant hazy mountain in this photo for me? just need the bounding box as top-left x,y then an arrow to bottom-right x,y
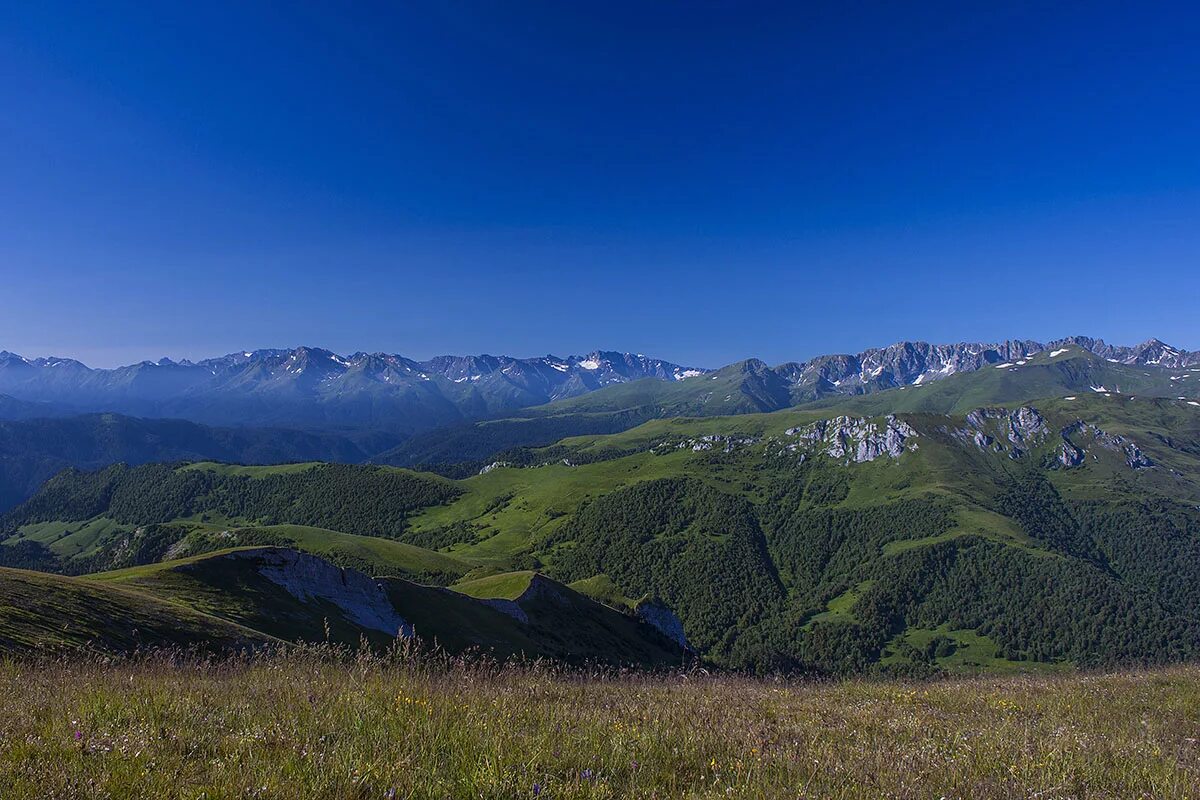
2,337 -> 1192,433
0,348 -> 702,431
0,394 -> 65,421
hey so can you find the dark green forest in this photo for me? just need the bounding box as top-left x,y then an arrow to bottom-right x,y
2,463 -> 459,537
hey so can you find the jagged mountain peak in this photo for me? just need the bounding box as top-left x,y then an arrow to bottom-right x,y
0,336 -> 1194,432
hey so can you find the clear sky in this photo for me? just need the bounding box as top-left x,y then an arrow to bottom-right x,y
1,2 -> 1198,368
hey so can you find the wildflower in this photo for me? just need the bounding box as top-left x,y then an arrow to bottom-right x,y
631,759 -> 639,770
74,730 -> 83,742
581,768 -> 594,781
532,783 -> 542,796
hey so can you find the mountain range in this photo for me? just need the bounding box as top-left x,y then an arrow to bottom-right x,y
1,337 -> 1195,432
0,348 -> 701,430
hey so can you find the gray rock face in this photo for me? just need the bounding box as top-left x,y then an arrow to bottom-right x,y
1058,440 -> 1086,467
651,433 -> 761,455
964,415 -> 1155,471
1060,421 -> 1155,470
1123,442 -> 1154,469
961,406 -> 1048,457
785,415 -> 918,462
1008,407 -> 1049,446
636,602 -> 691,650
234,548 -> 412,637
478,598 -> 529,624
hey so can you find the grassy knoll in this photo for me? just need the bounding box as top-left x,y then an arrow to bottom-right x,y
451,569 -> 535,600
0,567 -> 272,651
1,652 -> 1198,798
219,524 -> 473,581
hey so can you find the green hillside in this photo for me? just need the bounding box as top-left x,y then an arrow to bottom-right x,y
0,462 -> 467,580
0,566 -> 274,651
451,570 -> 535,600
409,393 -> 1200,673
83,547 -> 683,665
5,388 -> 1200,674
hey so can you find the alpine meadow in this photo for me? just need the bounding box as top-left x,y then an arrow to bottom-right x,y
4,2 -> 1200,797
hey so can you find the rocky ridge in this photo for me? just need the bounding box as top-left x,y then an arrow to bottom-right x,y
783,415 -> 920,463
953,407 -> 1154,470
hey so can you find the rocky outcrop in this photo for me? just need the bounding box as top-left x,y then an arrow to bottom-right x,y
959,406 -> 1048,457
1007,407 -> 1049,445
478,597 -> 529,624
784,415 -> 918,463
965,414 -> 1155,471
635,601 -> 691,650
1122,442 -> 1154,469
661,433 -> 761,453
1058,440 -> 1085,467
232,548 -> 412,637
1058,421 -> 1155,470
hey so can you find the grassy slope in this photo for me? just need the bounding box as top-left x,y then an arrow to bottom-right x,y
0,566 -> 273,651
446,570 -> 684,666
223,523 -> 472,579
405,408 -> 1011,563
5,517 -> 129,558
3,656 -> 1200,798
547,358 -> 804,419
94,549 -> 398,648
450,570 -> 535,600
878,625 -> 1068,675
91,549 -> 683,666
566,573 -> 639,609
379,578 -> 544,656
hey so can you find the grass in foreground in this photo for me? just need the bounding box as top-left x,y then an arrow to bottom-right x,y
1,649 -> 1199,799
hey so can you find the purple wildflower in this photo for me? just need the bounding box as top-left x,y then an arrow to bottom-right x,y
532,783 -> 542,796
73,730 -> 83,742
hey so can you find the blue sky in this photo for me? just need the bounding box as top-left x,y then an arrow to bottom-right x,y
1,1 -> 1198,368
